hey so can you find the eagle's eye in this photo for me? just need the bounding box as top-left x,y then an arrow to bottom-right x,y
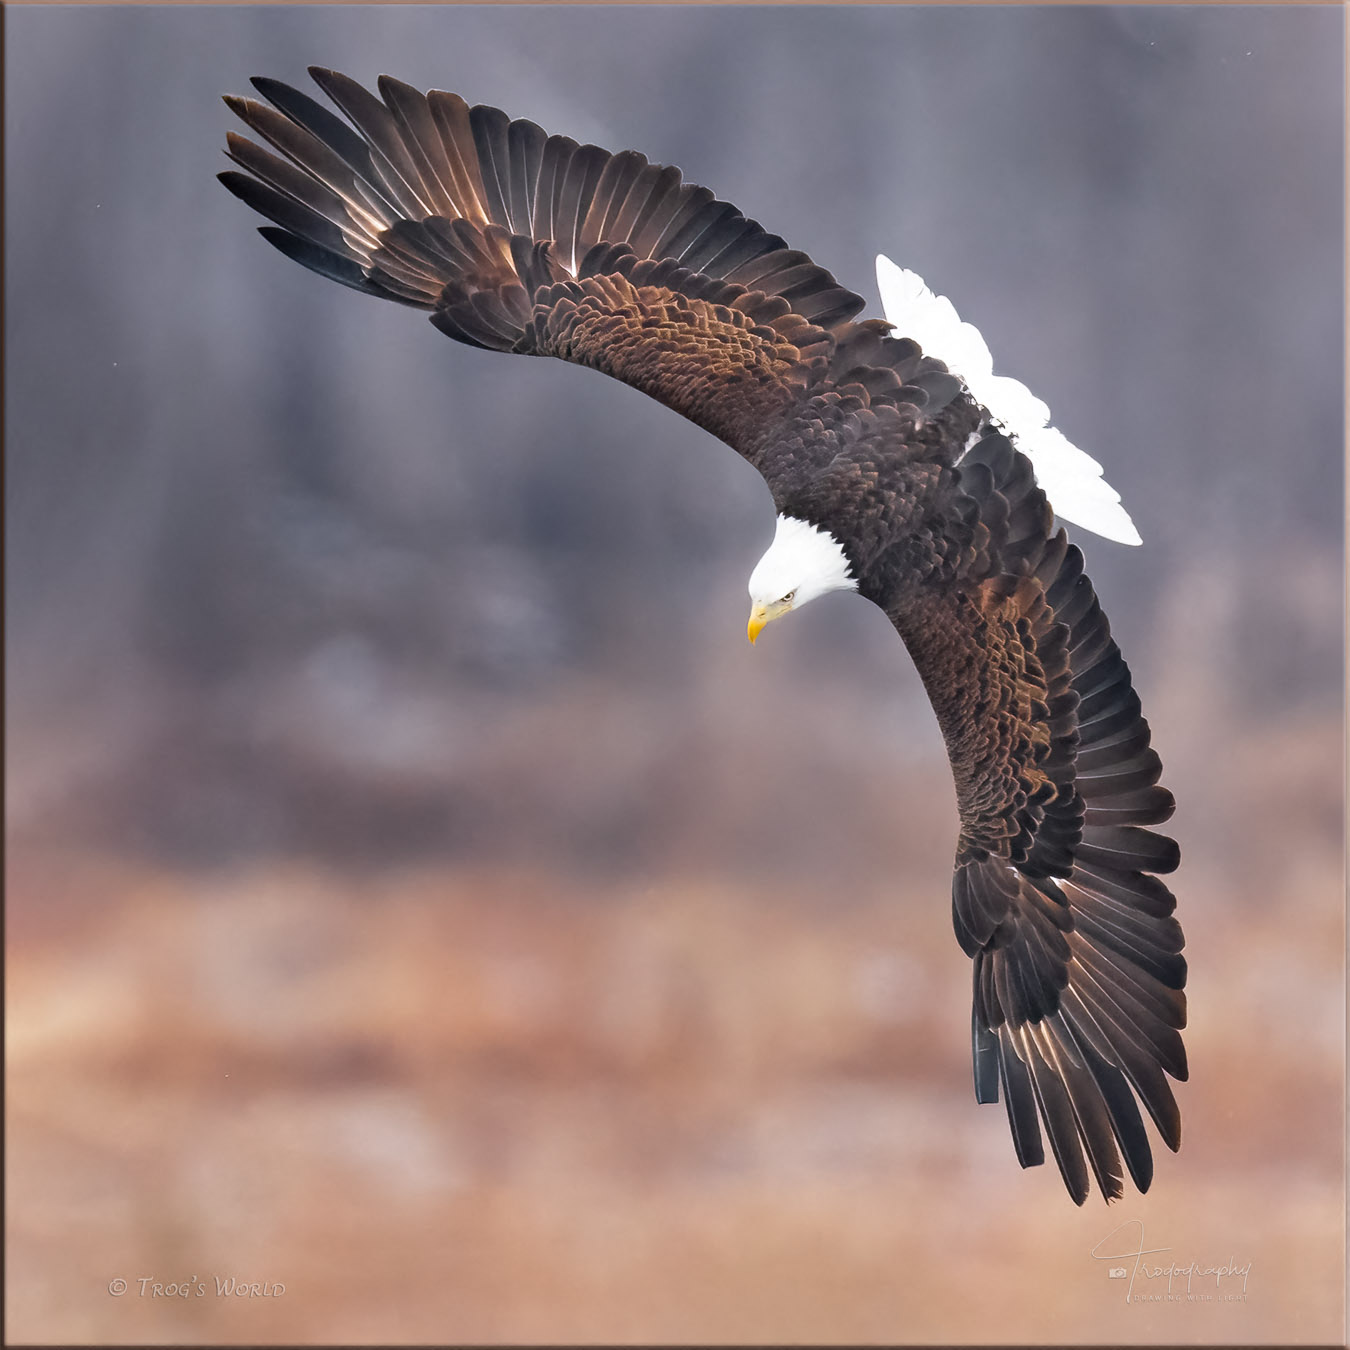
780,589 -> 797,604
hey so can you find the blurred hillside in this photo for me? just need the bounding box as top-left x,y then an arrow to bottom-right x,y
5,5 -> 1345,1346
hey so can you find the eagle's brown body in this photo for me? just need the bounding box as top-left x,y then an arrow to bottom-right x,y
221,69 -> 1186,1204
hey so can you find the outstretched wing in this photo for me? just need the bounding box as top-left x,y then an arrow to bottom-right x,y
893,431 -> 1185,1204
219,69 -> 970,483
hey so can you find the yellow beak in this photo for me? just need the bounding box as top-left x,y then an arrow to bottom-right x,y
747,600 -> 790,644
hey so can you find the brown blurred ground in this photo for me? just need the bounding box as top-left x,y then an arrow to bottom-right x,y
7,686 -> 1343,1345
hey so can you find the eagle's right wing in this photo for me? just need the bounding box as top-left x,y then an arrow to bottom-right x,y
891,431 -> 1186,1204
219,70 -> 969,482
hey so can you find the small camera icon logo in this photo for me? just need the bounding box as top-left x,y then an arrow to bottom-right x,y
1108,1267 -> 1128,1279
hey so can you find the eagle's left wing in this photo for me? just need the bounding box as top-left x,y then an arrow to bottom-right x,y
218,71 -> 969,486
891,431 -> 1186,1203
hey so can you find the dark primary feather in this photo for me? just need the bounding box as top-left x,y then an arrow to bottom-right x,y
219,71 -> 1185,1204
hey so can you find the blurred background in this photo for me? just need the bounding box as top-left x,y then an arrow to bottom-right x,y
6,5 -> 1343,1344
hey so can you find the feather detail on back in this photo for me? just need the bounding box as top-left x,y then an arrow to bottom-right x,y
875,256 -> 1141,546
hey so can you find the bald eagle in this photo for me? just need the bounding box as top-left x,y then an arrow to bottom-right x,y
220,69 -> 1186,1204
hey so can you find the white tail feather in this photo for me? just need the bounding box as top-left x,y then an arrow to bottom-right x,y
875,255 -> 1141,546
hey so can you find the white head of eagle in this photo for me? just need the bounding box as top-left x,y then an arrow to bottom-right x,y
746,515 -> 859,643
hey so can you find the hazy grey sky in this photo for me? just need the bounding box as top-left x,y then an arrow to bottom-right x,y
6,5 -> 1343,861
